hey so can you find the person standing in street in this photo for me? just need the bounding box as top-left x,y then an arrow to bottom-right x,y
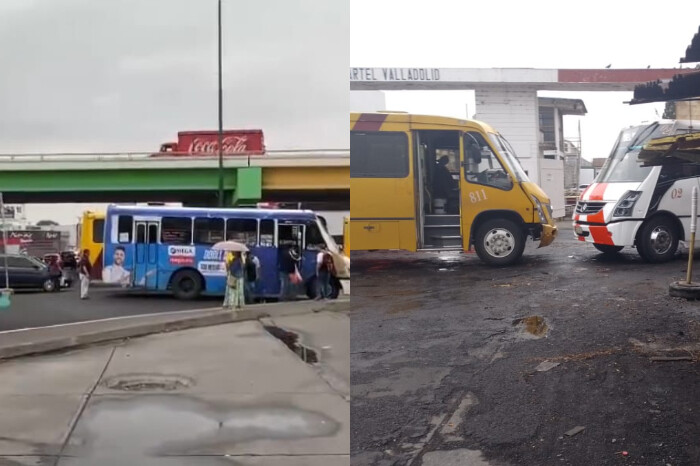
223,251 -> 245,310
278,245 -> 301,301
315,245 -> 334,300
244,251 -> 260,304
78,249 -> 92,299
48,256 -> 62,292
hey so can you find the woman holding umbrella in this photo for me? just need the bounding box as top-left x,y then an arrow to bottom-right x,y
214,240 -> 248,310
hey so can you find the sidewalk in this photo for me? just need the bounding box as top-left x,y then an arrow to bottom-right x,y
0,301 -> 350,465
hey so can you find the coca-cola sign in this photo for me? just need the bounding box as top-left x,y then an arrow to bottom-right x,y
188,136 -> 249,154
175,129 -> 265,156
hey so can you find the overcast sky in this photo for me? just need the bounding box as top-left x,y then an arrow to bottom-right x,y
0,0 -> 348,224
350,0 -> 700,162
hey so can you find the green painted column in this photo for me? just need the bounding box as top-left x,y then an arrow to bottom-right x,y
233,167 -> 262,206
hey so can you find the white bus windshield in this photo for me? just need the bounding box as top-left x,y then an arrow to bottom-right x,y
597,123 -> 673,183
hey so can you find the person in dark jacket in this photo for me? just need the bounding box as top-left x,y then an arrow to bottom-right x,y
278,245 -> 300,301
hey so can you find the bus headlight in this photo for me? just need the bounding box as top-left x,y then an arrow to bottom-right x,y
531,196 -> 548,223
613,191 -> 642,217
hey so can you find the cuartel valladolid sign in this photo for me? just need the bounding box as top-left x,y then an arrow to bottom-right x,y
350,67 -> 442,82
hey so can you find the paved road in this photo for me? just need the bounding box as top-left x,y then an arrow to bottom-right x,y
0,286 -> 223,332
352,224 -> 700,466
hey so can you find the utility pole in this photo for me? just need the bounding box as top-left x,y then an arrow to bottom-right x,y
217,0 -> 224,207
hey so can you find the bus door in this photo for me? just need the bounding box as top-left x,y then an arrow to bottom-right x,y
134,221 -> 159,288
277,221 -> 310,285
460,131 -> 516,250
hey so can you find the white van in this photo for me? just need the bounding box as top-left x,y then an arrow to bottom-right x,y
574,120 -> 700,262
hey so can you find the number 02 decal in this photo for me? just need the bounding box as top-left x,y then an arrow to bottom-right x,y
469,189 -> 488,203
671,188 -> 683,199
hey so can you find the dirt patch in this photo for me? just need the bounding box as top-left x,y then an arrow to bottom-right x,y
512,316 -> 549,338
103,374 -> 194,391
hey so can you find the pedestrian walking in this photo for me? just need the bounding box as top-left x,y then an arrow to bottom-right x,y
244,252 -> 260,304
78,249 -> 92,299
315,245 -> 335,300
223,251 -> 245,310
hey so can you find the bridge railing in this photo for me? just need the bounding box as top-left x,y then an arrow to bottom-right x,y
0,149 -> 349,162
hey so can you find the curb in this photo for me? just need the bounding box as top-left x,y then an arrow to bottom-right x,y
0,299 -> 349,361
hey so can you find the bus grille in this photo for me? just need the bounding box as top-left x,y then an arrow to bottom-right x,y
575,201 -> 605,215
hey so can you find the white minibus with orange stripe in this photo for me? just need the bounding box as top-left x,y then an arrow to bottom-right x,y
574,120 -> 700,262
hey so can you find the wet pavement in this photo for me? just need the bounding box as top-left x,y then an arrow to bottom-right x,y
0,306 -> 349,465
0,286 -> 225,332
351,223 -> 700,465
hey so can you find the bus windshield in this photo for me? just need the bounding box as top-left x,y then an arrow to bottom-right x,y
597,123 -> 673,183
489,133 -> 531,183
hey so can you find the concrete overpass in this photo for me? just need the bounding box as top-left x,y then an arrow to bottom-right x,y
0,150 -> 349,208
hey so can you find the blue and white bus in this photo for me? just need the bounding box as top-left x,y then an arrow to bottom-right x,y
102,204 -> 349,300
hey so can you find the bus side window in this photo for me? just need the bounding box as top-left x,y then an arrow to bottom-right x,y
259,220 -> 274,247
118,216 -> 133,243
305,222 -> 325,250
226,219 -> 257,246
93,218 -> 105,244
161,217 -> 192,245
194,218 -> 224,245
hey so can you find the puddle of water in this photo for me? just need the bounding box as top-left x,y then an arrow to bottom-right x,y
264,325 -> 318,363
513,316 -> 549,338
67,396 -> 339,458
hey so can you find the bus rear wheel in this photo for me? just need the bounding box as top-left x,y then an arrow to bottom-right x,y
593,244 -> 623,254
171,270 -> 203,300
474,219 -> 525,266
637,217 -> 679,263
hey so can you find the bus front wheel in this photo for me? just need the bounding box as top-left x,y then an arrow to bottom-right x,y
637,217 -> 679,263
474,219 -> 525,266
171,270 -> 203,300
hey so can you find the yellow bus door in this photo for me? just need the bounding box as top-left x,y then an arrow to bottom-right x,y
460,131 -> 518,252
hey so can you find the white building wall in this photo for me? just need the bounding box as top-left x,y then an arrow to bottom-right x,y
350,91 -> 386,113
474,85 -> 540,185
539,158 -> 566,219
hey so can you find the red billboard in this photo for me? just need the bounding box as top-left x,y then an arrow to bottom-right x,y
155,129 -> 265,156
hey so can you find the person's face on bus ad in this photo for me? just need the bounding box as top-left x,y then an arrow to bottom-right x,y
113,248 -> 125,266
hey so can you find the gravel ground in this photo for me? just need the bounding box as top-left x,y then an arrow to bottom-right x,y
351,223 -> 700,466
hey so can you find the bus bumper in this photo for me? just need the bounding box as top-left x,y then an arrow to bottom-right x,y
573,220 -> 641,246
538,223 -> 557,248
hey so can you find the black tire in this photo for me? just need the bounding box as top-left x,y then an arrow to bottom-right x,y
593,244 -> 624,254
474,219 -> 525,266
42,279 -> 55,292
171,269 -> 203,300
636,216 -> 679,263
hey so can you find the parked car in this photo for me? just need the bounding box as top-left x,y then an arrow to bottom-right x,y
0,254 -> 62,291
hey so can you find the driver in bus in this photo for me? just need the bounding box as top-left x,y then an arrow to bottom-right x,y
102,246 -> 131,286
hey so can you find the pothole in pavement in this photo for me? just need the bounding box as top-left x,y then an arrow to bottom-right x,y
264,325 -> 318,364
102,374 -> 195,391
512,315 -> 549,339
